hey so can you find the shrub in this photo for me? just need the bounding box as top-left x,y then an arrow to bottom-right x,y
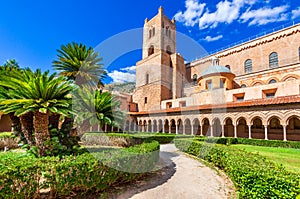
175,139 -> 300,199
0,132 -> 19,150
236,138 -> 300,149
0,140 -> 160,198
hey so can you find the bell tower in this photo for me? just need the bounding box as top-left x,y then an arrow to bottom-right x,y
133,7 -> 186,111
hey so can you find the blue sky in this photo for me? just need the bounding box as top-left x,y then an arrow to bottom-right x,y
1,0 -> 300,83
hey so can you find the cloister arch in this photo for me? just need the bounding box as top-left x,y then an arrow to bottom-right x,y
153,120 -> 157,132
287,116 -> 300,141
192,118 -> 201,135
147,120 -> 152,132
224,117 -> 234,137
237,117 -> 248,138
268,116 -> 283,140
164,119 -> 169,133
177,119 -> 183,134
212,118 -> 222,137
184,119 -> 192,135
158,119 -> 163,132
202,118 -> 210,136
170,119 -> 176,134
250,117 -> 264,139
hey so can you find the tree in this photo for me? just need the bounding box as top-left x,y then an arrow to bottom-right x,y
73,87 -> 125,134
0,59 -> 24,143
0,69 -> 74,156
52,42 -> 107,88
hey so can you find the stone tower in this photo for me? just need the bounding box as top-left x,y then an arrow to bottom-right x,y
133,7 -> 186,111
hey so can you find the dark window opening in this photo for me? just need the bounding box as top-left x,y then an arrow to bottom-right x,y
269,52 -> 278,68
220,78 -> 225,88
241,84 -> 247,88
166,45 -> 172,54
268,79 -> 277,84
225,65 -> 231,70
206,80 -> 212,90
245,59 -> 252,73
144,97 -> 148,104
146,74 -> 149,84
148,45 -> 154,56
152,27 -> 155,36
266,93 -> 275,98
192,74 -> 197,86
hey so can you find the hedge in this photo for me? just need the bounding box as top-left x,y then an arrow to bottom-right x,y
0,140 -> 160,198
175,139 -> 300,199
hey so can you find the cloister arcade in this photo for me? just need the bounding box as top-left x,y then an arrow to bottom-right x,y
122,109 -> 300,141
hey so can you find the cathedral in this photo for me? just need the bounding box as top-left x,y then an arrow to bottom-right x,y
126,7 -> 300,141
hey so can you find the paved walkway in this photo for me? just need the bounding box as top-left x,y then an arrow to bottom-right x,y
100,144 -> 235,199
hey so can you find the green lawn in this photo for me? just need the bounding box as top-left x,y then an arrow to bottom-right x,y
232,144 -> 300,174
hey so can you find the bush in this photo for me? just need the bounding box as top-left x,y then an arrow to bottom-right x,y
236,138 -> 300,149
0,140 -> 160,198
0,132 -> 19,150
175,139 -> 300,199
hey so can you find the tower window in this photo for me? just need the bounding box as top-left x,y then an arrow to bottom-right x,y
220,78 -> 225,88
148,45 -> 154,56
269,52 -> 278,68
149,29 -> 152,38
166,45 -> 172,54
245,59 -> 252,73
146,74 -> 149,84
192,74 -> 197,85
144,97 -> 148,104
152,27 -> 155,36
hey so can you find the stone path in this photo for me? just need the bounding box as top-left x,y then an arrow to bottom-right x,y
97,144 -> 235,199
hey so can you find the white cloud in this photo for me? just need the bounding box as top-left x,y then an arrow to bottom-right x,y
175,0 -> 292,29
108,66 -> 136,83
292,7 -> 300,19
240,5 -> 289,26
202,35 -> 223,42
174,0 -> 206,26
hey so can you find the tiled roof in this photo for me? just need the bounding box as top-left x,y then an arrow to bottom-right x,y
129,95 -> 300,115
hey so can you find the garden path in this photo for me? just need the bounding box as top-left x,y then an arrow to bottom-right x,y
106,144 -> 235,199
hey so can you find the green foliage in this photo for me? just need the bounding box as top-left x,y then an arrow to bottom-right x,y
175,139 -> 300,199
0,132 -> 15,139
0,141 -> 159,198
0,132 -> 18,150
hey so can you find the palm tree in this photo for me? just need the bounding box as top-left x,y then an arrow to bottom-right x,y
0,60 -> 24,142
0,69 -> 74,156
52,42 -> 107,88
73,87 -> 124,134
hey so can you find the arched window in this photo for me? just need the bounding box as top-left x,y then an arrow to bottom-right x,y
225,65 -> 231,70
269,52 -> 278,68
192,74 -> 197,85
152,28 -> 155,36
241,84 -> 247,88
245,59 -> 252,73
166,45 -> 172,54
149,29 -> 152,38
148,45 -> 154,56
146,74 -> 149,84
268,79 -> 277,84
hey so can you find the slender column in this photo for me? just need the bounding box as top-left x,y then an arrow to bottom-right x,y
117,127 -> 120,132
162,123 -> 165,133
221,125 -> 225,137
169,125 -> 172,134
283,125 -> 287,141
234,125 -> 237,138
176,124 -> 178,134
264,125 -> 268,140
151,124 -> 154,133
248,125 -> 252,139
111,126 -> 114,132
89,126 -> 93,132
97,124 -> 100,132
147,124 -> 149,133
200,126 -> 203,136
183,125 -> 186,135
191,124 -> 194,135
210,125 -> 213,137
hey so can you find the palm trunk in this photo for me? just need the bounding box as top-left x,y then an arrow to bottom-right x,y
34,111 -> 50,157
9,113 -> 24,141
49,113 -> 60,137
19,112 -> 34,146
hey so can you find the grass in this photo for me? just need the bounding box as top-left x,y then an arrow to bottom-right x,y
232,144 -> 300,174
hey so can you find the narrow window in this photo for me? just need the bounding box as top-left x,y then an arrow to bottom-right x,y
245,59 -> 252,73
220,78 -> 225,88
146,74 -> 149,84
225,65 -> 231,70
152,27 -> 155,36
269,52 -> 278,68
192,74 -> 198,86
148,45 -> 154,56
206,80 -> 212,90
149,29 -> 152,38
144,97 -> 148,104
